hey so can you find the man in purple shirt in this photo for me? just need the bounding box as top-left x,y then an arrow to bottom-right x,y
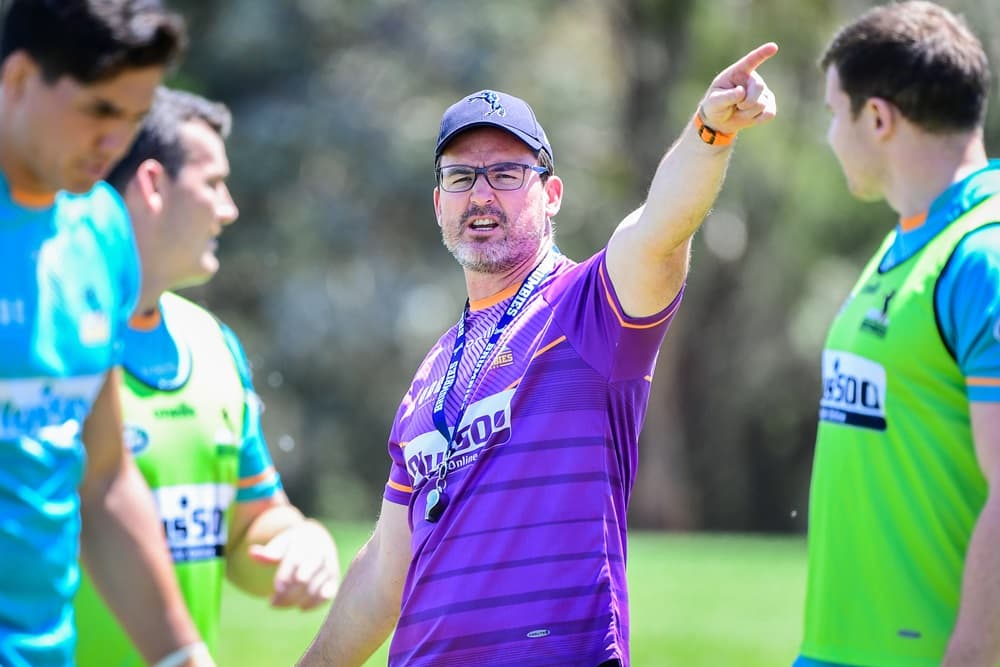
300,44 -> 779,667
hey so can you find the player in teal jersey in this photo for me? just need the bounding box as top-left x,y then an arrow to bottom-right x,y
0,3 -> 218,667
796,3 -> 1000,667
73,87 -> 340,666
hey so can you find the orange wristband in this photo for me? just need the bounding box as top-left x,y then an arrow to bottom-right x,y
693,113 -> 735,146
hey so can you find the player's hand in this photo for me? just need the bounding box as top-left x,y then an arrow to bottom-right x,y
248,519 -> 340,610
698,42 -> 778,136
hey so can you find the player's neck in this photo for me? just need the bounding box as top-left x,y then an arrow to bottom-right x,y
0,132 -> 56,204
463,239 -> 553,303
884,130 -> 988,219
135,274 -> 169,316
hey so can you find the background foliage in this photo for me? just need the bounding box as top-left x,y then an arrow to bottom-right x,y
167,0 -> 1000,531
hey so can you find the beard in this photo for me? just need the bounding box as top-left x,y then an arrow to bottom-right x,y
442,205 -> 546,274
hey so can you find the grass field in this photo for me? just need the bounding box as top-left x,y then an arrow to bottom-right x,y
217,522 -> 807,666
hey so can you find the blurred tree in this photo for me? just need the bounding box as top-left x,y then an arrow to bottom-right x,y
166,0 -> 1000,531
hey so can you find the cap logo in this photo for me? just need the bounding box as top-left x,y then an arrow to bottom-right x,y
468,91 -> 506,118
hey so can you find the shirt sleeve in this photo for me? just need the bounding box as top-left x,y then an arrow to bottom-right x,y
937,224 -> 1000,402
217,320 -> 283,502
550,249 -> 684,383
384,396 -> 415,506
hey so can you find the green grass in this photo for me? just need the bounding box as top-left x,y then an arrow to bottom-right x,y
217,522 -> 807,666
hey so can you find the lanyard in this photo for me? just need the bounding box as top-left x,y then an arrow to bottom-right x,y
425,252 -> 554,522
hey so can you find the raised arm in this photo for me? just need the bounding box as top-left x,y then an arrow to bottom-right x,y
297,499 -> 412,667
606,42 -> 778,317
79,369 -> 214,667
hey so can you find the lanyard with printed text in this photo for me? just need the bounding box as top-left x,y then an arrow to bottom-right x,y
425,252 -> 554,523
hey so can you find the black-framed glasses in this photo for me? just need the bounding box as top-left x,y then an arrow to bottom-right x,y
436,162 -> 549,193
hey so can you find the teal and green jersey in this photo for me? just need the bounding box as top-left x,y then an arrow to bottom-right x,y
74,293 -> 282,666
0,175 -> 139,667
801,161 -> 1000,666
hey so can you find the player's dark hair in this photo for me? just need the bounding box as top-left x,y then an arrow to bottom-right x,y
106,87 -> 232,193
820,0 -> 989,133
1,0 -> 186,84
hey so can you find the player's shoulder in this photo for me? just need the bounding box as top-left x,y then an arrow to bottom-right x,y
59,181 -> 129,231
947,222 -> 1000,276
159,292 -> 229,335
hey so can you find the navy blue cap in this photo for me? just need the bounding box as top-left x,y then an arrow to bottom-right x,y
435,89 -> 553,163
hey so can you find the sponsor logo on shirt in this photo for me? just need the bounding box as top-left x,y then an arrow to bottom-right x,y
860,289 -> 896,338
405,389 -> 514,486
79,287 -> 111,346
490,348 -> 514,369
153,483 -> 235,563
0,298 -> 26,326
0,375 -> 103,443
819,350 -> 887,431
414,378 -> 445,410
124,423 -> 150,455
153,402 -> 197,419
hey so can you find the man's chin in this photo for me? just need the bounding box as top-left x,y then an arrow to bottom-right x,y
62,178 -> 100,194
172,267 -> 217,291
453,249 -> 512,274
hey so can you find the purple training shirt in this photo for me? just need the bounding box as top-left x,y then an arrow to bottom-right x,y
383,249 -> 681,666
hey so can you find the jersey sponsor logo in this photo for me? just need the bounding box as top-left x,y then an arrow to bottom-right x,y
819,350 -> 887,431
860,289 -> 896,338
153,483 -> 235,563
153,402 -> 197,419
123,423 -> 150,455
78,287 -> 111,346
0,298 -> 26,326
526,629 -> 550,639
490,348 -> 514,369
404,389 -> 514,486
0,374 -> 103,443
414,377 -> 445,410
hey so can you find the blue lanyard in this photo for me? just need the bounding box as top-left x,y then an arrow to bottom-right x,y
430,253 -> 554,493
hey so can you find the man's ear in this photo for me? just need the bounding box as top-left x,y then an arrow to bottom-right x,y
131,159 -> 167,214
433,185 -> 443,228
867,97 -> 897,141
1,51 -> 37,102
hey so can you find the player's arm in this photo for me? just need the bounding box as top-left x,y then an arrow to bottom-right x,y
217,320 -> 340,609
943,401 -> 1000,666
79,369 -> 214,667
297,499 -> 411,667
226,491 -> 340,610
605,42 -> 777,318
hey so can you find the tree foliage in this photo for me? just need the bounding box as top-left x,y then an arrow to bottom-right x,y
167,0 -> 1000,530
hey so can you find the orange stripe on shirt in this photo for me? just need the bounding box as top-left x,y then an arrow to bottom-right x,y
532,336 -> 567,359
470,283 -> 522,312
899,211 -> 928,233
598,264 -> 679,329
387,479 -> 413,493
238,466 -> 276,489
10,188 -> 57,208
129,309 -> 162,331
967,377 -> 1000,387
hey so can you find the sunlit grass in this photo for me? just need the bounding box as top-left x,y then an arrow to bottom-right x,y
217,522 -> 806,666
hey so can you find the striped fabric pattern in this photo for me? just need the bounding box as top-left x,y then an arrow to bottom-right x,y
383,249 -> 681,666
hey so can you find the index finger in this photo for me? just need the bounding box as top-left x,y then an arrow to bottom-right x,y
731,42 -> 779,77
